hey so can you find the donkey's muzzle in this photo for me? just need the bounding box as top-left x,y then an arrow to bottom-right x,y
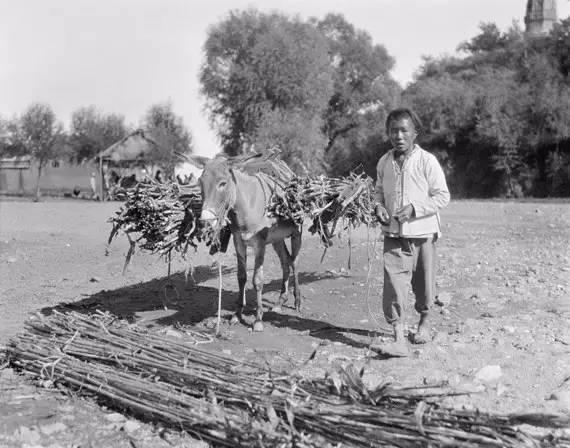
199,209 -> 218,227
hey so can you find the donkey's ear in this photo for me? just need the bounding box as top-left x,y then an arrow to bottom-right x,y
176,152 -> 210,169
227,152 -> 262,167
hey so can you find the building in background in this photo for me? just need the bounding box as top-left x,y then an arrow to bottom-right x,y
525,0 -> 558,35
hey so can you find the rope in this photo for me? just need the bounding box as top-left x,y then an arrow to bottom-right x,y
216,257 -> 223,336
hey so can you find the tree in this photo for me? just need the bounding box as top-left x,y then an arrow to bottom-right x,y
458,22 -> 509,54
404,20 -> 570,197
252,109 -> 328,175
0,117 -> 7,157
69,106 -> 128,162
551,17 -> 570,77
200,9 -> 334,157
315,14 -> 400,156
200,9 -> 400,178
142,102 -> 193,177
0,117 -> 26,158
17,103 -> 65,200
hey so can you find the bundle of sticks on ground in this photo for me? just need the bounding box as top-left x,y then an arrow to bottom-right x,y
5,311 -> 568,448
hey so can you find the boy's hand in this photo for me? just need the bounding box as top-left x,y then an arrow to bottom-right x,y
374,204 -> 390,225
394,204 -> 415,223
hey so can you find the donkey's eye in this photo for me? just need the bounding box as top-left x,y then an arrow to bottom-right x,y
218,181 -> 227,189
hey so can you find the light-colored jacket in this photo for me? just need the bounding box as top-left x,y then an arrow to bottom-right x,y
374,145 -> 450,237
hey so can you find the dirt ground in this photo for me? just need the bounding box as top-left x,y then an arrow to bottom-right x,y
0,197 -> 569,447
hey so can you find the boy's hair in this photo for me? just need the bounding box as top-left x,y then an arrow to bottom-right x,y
385,108 -> 423,134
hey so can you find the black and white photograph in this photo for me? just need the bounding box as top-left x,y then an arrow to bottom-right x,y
1,0 -> 569,446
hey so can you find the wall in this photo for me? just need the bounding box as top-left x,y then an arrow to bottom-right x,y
0,160 -> 98,196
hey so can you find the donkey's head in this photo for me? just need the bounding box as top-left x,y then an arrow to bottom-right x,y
182,151 -> 272,228
183,155 -> 236,228
200,157 -> 237,227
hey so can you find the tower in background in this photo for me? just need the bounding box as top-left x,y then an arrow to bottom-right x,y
525,0 -> 558,35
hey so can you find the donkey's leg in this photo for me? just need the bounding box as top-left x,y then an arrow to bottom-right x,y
290,228 -> 303,312
231,232 -> 247,325
271,240 -> 290,313
252,237 -> 267,332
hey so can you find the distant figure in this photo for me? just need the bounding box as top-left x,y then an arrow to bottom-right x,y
155,170 -> 163,183
90,173 -> 98,199
73,187 -> 81,197
109,170 -> 120,186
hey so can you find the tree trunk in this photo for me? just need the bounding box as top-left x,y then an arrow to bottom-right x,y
324,122 -> 358,153
34,162 -> 43,202
99,156 -> 104,201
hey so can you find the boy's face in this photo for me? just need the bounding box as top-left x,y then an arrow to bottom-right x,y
388,117 -> 417,154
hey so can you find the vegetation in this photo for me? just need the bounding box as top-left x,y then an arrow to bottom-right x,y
7,103 -> 66,200
200,10 -> 569,197
0,101 -> 194,191
1,11 -> 569,198
141,102 -> 194,178
69,106 -> 129,163
200,10 -> 334,172
404,20 -> 570,197
200,10 -> 399,175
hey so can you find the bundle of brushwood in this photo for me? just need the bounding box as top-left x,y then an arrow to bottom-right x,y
6,311 -> 569,448
268,173 -> 376,245
108,181 -> 218,268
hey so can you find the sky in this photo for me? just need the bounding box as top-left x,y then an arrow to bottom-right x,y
1,0 -> 569,157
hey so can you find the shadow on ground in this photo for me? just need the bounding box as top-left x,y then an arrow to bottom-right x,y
38,264 -> 385,349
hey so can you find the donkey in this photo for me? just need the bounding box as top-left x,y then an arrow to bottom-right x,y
189,153 -> 302,332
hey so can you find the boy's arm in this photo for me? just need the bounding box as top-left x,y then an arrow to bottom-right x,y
410,155 -> 450,217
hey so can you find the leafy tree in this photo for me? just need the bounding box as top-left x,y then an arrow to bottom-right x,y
16,103 -> 65,200
458,22 -> 509,53
546,149 -> 570,195
0,117 -> 7,157
405,21 -> 570,197
252,109 -> 328,175
200,9 -> 400,178
551,18 -> 570,77
200,9 -> 334,157
142,102 -> 193,177
69,106 -> 128,162
315,14 -> 400,155
0,117 -> 27,158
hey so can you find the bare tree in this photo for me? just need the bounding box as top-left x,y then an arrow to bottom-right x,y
17,103 -> 65,200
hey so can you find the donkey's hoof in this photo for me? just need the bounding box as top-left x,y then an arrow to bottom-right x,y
230,314 -> 240,325
271,305 -> 282,313
253,320 -> 264,332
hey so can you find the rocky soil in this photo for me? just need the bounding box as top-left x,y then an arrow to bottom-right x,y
0,198 -> 568,447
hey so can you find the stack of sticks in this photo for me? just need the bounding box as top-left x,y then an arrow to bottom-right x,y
108,181 -> 207,263
5,311 -> 569,448
267,173 -> 377,245
108,171 -> 378,266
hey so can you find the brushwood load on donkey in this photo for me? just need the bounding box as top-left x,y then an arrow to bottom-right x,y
109,147 -> 376,332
